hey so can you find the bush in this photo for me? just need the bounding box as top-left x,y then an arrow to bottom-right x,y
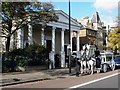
15,56 -> 28,67
11,48 -> 25,55
2,53 -> 17,72
25,44 -> 45,58
3,44 -> 50,68
25,44 -> 50,60
2,44 -> 50,73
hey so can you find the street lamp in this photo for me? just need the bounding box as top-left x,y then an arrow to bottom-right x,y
68,0 -> 71,73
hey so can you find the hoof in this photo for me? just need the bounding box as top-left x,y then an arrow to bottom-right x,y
76,75 -> 79,77
90,73 -> 93,75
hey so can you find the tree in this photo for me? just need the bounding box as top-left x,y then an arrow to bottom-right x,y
113,16 -> 120,26
108,26 -> 120,53
0,2 -> 58,52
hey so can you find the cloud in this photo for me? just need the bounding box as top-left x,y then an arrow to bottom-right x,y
101,15 -> 118,27
93,0 -> 118,11
93,0 -> 119,27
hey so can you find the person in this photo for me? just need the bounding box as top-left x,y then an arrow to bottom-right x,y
75,57 -> 80,77
95,47 -> 100,57
95,47 -> 101,72
72,52 -> 80,77
11,52 -> 17,71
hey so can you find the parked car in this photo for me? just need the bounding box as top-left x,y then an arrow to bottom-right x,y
100,51 -> 115,73
114,55 -> 120,69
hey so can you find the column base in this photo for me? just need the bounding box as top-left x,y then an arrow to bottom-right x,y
77,51 -> 80,59
60,51 -> 65,68
49,51 -> 55,69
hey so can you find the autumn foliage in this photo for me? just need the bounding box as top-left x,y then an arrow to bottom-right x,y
108,26 -> 120,52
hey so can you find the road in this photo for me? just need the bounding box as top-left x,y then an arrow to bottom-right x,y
70,74 -> 119,90
79,74 -> 119,88
2,69 -> 120,90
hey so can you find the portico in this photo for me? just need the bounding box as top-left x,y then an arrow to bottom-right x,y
15,10 -> 82,69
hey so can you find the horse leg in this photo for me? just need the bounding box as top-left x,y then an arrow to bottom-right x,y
88,61 -> 92,75
91,63 -> 94,75
80,61 -> 83,75
89,60 -> 94,75
83,61 -> 87,73
87,61 -> 90,74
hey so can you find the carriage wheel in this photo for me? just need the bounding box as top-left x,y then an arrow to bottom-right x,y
111,64 -> 115,71
103,64 -> 107,73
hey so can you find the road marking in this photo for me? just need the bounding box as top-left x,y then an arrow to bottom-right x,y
65,72 -> 119,90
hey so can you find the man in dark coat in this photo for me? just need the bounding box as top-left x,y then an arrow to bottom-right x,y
75,57 -> 80,77
95,48 -> 101,68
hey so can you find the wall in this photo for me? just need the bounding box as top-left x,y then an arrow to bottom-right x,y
55,29 -> 61,54
32,25 -> 41,45
80,29 -> 86,37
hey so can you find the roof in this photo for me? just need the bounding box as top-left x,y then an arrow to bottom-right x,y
91,12 -> 101,23
55,10 -> 82,27
47,10 -> 82,31
80,25 -> 97,32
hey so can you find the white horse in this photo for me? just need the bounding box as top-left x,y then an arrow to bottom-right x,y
88,56 -> 96,75
80,44 -> 97,75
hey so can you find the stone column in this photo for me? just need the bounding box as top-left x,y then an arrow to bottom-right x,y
11,26 -> 16,49
10,34 -> 14,50
49,26 -> 56,69
41,27 -> 44,46
76,31 -> 80,51
76,31 -> 80,58
70,30 -> 73,52
52,27 -> 56,52
17,28 -> 24,49
61,28 -> 65,68
28,24 -> 33,45
21,28 -> 24,49
17,28 -> 22,49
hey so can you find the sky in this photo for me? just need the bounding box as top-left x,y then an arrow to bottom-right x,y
51,0 -> 119,27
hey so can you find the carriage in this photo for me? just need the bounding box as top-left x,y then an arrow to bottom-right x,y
72,44 -> 102,75
100,51 -> 115,73
72,44 -> 115,76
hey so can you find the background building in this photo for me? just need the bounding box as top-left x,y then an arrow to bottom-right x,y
77,12 -> 107,50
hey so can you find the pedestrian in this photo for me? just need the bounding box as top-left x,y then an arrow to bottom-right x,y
75,57 -> 80,77
10,52 -> 16,71
95,47 -> 100,57
95,47 -> 101,73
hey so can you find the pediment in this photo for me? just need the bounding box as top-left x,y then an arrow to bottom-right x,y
55,10 -> 81,27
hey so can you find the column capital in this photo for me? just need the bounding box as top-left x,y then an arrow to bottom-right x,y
70,29 -> 73,32
52,26 -> 56,30
77,30 -> 80,33
28,24 -> 32,29
28,23 -> 32,26
60,51 -> 65,53
62,28 -> 65,31
41,27 -> 44,31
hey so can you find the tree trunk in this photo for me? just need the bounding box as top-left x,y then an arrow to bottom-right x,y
6,36 -> 11,52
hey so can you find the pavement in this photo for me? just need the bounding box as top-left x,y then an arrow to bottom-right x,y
1,67 -> 76,87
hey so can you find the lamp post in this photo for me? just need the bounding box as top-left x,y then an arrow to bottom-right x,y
68,0 -> 71,73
